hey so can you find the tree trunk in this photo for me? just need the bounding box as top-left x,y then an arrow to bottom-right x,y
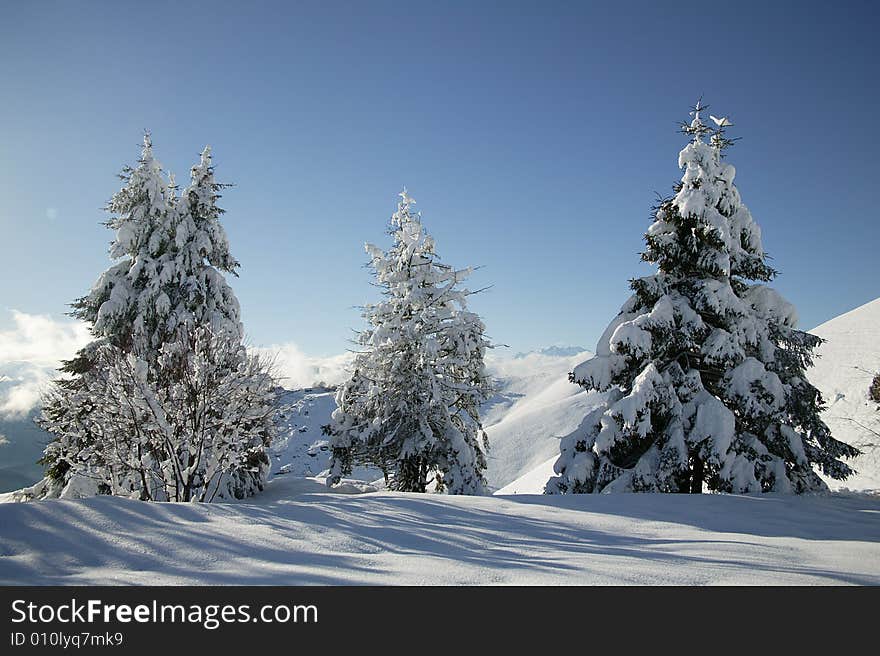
419,460 -> 428,493
690,455 -> 704,494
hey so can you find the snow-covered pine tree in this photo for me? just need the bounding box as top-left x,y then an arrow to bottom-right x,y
75,133 -> 178,349
547,103 -> 859,495
32,136 -> 268,500
326,190 -> 492,494
169,145 -> 242,338
68,138 -> 242,353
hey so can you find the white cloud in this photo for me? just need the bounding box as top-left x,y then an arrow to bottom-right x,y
484,349 -> 592,381
0,432 -> 8,447
0,309 -> 591,415
0,310 -> 357,414
0,310 -> 91,367
251,343 -> 592,392
0,375 -> 48,418
251,342 -> 354,390
0,310 -> 91,418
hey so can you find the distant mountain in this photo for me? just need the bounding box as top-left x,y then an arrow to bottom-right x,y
0,366 -> 55,493
269,386 -> 381,484
268,350 -> 602,493
482,356 -> 602,491
513,346 -> 589,359
0,411 -> 50,493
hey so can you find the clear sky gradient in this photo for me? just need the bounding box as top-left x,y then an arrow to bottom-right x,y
1,0 -> 877,356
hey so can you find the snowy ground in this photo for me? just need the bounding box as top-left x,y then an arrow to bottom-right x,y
0,476 -> 877,585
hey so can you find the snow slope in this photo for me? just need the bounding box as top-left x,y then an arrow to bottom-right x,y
1,477 -> 877,585
494,455 -> 557,495
810,298 -> 880,491
482,350 -> 603,491
264,350 -> 603,493
269,386 -> 382,485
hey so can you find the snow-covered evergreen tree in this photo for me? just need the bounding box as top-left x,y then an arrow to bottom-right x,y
327,190 -> 492,494
547,103 -> 859,495
71,138 -> 241,352
33,136 -> 266,500
169,145 -> 242,338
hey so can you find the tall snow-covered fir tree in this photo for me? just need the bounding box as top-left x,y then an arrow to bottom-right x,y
30,135 -> 272,501
326,190 -> 492,494
72,138 -> 242,352
169,145 -> 242,338
547,103 -> 859,495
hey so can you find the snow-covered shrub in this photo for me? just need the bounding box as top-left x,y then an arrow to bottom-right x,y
326,191 -> 493,494
36,325 -> 277,501
547,103 -> 859,495
870,373 -> 880,404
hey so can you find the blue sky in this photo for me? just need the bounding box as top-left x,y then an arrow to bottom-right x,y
1,0 -> 877,357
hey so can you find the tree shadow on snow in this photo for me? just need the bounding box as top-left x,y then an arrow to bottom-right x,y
490,491 -> 880,542
1,488 -> 877,585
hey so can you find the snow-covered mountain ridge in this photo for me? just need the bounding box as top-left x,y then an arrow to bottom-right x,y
263,349 -> 602,493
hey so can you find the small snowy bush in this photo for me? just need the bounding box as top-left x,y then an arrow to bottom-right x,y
37,325 -> 277,502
